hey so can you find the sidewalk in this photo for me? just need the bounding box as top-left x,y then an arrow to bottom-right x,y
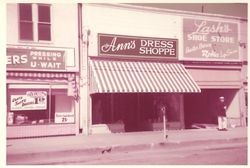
7,127 -> 247,160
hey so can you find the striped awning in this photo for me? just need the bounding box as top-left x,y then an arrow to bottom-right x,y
6,72 -> 75,79
89,59 -> 201,93
7,72 -> 78,98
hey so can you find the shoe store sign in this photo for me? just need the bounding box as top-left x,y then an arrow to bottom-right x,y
183,18 -> 239,61
99,34 -> 178,58
10,91 -> 47,111
7,47 -> 66,71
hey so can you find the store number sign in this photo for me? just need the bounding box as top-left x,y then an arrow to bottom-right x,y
55,113 -> 74,123
11,91 -> 47,111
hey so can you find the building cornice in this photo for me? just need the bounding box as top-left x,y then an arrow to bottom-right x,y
86,3 -> 247,22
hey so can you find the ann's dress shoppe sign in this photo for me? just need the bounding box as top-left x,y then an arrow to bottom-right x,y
99,34 -> 178,58
183,18 -> 239,61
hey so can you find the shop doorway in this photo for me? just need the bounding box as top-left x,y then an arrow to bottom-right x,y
184,89 -> 238,129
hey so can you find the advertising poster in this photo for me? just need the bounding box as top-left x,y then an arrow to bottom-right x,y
11,91 -> 47,111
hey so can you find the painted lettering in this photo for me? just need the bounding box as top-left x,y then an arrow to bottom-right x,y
30,61 -> 36,68
7,55 -> 28,64
30,51 -> 62,57
211,36 -> 234,43
141,40 -> 174,48
221,49 -> 238,58
12,96 -> 23,102
202,50 -> 219,58
40,62 -> 61,69
192,20 -> 232,35
139,47 -> 175,56
22,101 -> 34,107
187,34 -> 207,41
101,37 -> 136,52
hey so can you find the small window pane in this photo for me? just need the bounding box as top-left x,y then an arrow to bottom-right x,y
20,22 -> 33,40
38,5 -> 50,22
19,4 -> 32,21
38,23 -> 51,41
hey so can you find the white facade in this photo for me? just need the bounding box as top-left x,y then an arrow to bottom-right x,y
7,3 -> 79,71
83,4 -> 181,57
6,3 -> 80,138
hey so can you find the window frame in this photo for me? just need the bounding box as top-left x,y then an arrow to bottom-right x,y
37,4 -> 51,41
18,3 -> 34,41
18,3 -> 52,43
6,83 -> 75,126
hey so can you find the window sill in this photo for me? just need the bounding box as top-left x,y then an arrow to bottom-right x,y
7,122 -> 75,126
18,39 -> 53,45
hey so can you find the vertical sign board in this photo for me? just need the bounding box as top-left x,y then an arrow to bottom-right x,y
183,18 -> 239,61
99,34 -> 178,58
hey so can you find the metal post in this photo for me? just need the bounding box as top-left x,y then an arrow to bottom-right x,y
163,110 -> 166,140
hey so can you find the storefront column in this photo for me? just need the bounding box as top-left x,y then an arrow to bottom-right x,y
239,87 -> 247,127
75,75 -> 80,135
111,94 -> 114,122
137,93 -> 140,123
180,94 -> 185,129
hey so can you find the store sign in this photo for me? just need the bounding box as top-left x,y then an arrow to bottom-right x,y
7,48 -> 66,70
99,34 -> 178,58
183,18 -> 239,60
55,112 -> 74,123
11,91 -> 47,111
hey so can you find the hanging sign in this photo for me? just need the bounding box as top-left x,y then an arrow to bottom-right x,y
11,91 -> 47,111
183,18 -> 239,61
99,34 -> 178,58
7,48 -> 66,70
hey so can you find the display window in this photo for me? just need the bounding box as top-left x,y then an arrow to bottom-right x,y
91,93 -> 181,132
7,84 -> 75,126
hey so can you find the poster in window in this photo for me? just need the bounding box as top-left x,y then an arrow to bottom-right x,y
11,91 -> 47,111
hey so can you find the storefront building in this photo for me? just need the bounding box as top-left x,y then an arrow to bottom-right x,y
80,4 -> 247,134
6,4 -> 80,138
182,17 -> 248,128
6,3 -> 247,137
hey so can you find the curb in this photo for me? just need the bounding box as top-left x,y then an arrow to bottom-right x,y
7,137 -> 247,164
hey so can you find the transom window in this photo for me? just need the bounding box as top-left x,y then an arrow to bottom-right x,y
19,3 -> 51,42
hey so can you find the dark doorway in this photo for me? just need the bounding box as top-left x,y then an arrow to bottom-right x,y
184,89 -> 238,129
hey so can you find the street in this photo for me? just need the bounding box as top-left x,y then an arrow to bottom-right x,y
9,138 -> 247,165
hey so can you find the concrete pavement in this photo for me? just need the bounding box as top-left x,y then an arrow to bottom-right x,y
7,127 -> 247,164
